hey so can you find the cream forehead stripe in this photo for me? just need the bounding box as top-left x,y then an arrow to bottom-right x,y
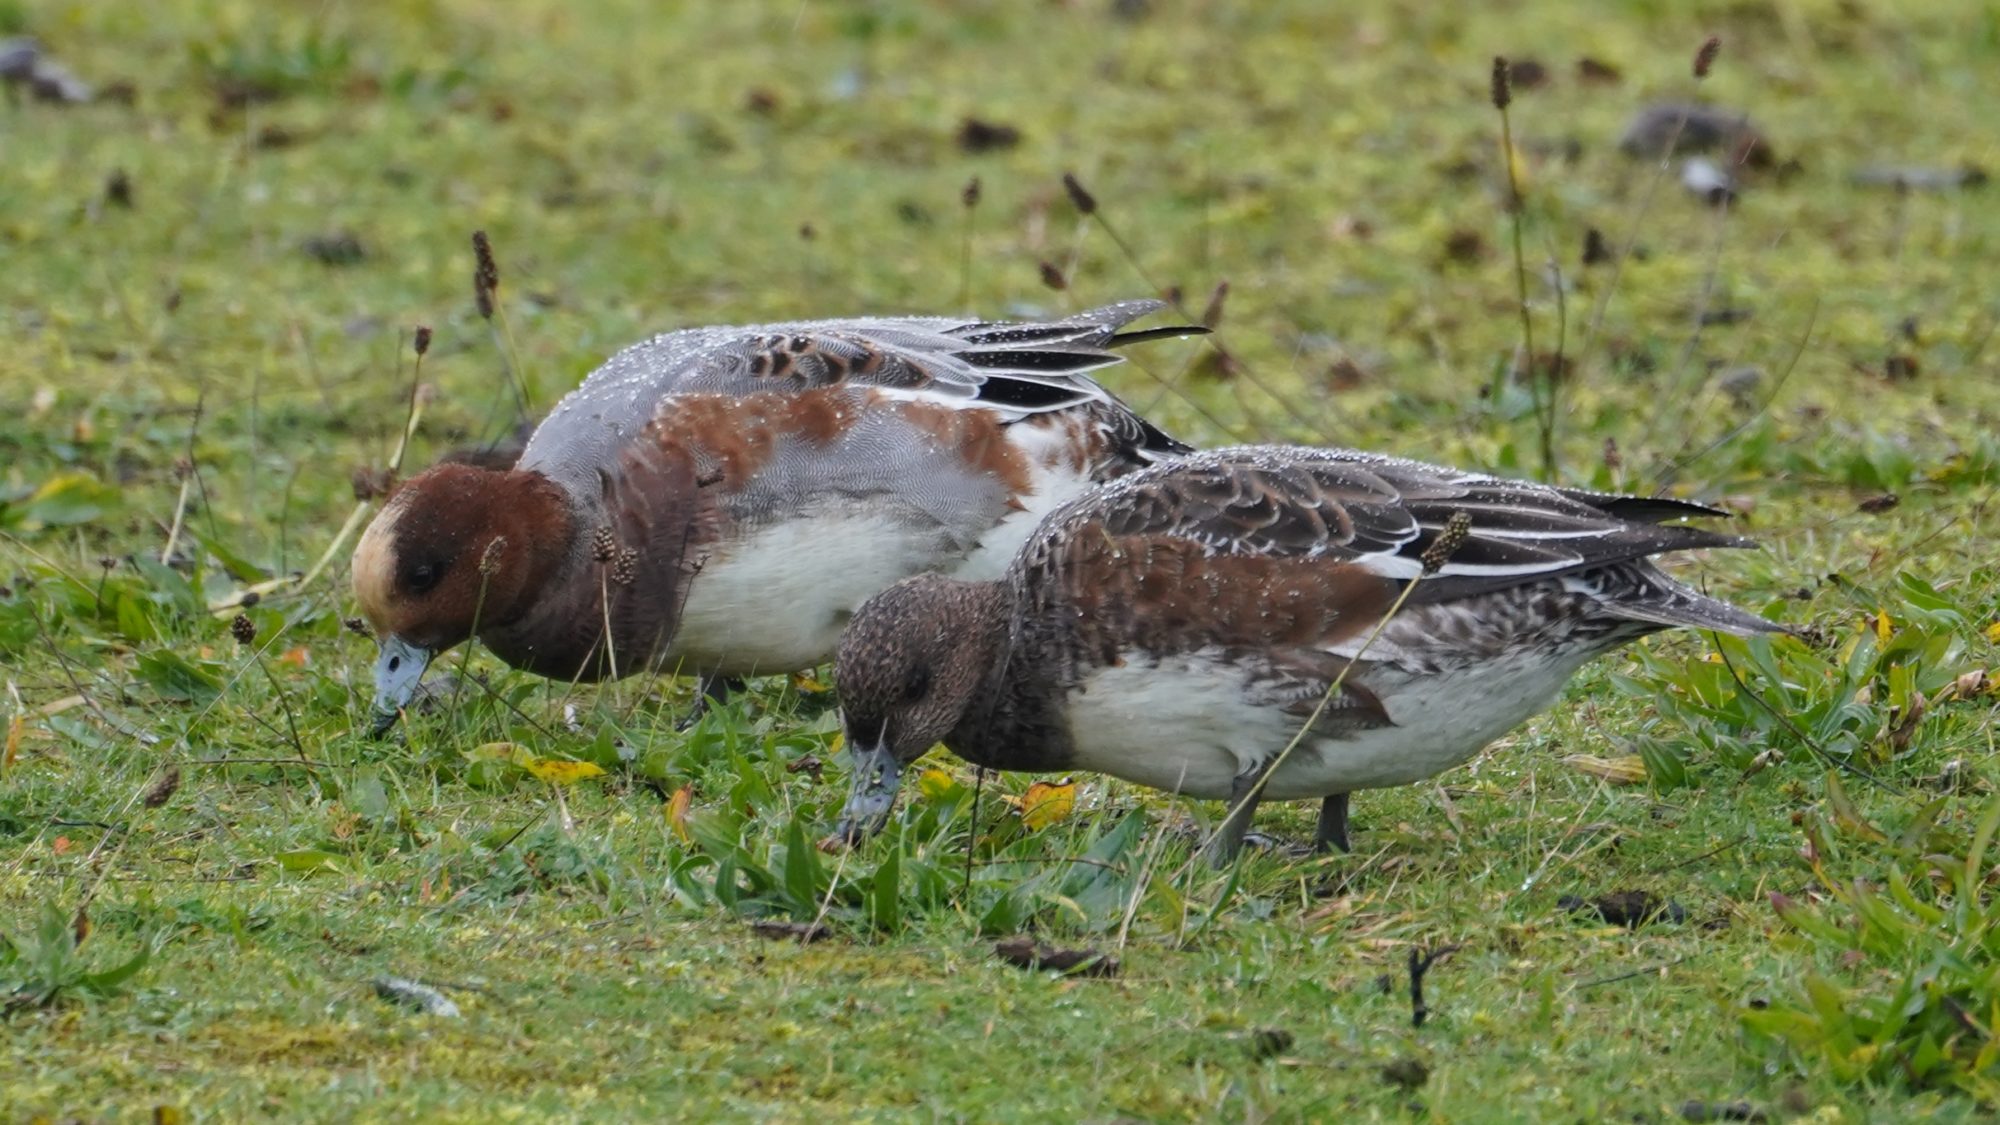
350,497 -> 408,627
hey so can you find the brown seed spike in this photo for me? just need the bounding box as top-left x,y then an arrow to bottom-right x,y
1061,172 -> 1097,215
591,526 -> 617,563
472,231 -> 499,320
1489,56 -> 1512,110
472,230 -> 499,291
413,325 -> 433,357
1420,511 -> 1473,576
1039,260 -> 1068,291
1694,36 -> 1721,79
230,613 -> 257,645
962,176 -> 982,209
479,536 -> 507,578
343,616 -> 372,637
612,547 -> 640,587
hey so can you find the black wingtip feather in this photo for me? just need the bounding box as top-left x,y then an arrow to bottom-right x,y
1109,324 -> 1211,348
1139,418 -> 1196,458
1576,492 -> 1736,523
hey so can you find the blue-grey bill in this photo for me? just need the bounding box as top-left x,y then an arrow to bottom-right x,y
368,635 -> 433,735
833,739 -> 905,844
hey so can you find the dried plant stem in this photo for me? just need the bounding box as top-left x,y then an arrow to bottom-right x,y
445,572 -> 494,728
1177,571 -> 1428,879
1497,100 -> 1553,481
287,501 -> 373,597
598,570 -> 621,685
1653,298 -> 1819,487
389,343 -> 429,476
962,766 -> 986,896
159,474 -> 192,566
247,649 -> 307,760
958,177 -> 980,311
271,391 -> 428,604
1580,42 -> 1720,372
1101,215 -> 1322,435
1650,173 -> 1743,464
487,310 -> 534,425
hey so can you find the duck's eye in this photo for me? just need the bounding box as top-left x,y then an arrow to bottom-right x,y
900,667 -> 931,704
406,562 -> 441,593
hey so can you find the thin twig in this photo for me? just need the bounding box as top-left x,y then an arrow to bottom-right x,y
1573,955 -> 1695,992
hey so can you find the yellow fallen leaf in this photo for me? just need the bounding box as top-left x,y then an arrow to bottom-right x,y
1875,610 -> 1893,645
665,786 -> 692,843
790,671 -> 830,694
1564,754 -> 1648,785
278,646 -> 310,668
917,768 -> 958,802
826,732 -> 843,756
519,757 -> 606,786
3,712 -> 21,769
1986,621 -> 2000,645
1019,778 -> 1077,831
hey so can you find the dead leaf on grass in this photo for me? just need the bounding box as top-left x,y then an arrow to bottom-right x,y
992,935 -> 1118,978
749,919 -> 831,943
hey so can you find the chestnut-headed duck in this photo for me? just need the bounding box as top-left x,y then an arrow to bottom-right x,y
352,301 -> 1197,731
832,445 -> 1784,862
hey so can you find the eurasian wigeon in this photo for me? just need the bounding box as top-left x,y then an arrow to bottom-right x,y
351,301 -> 1196,732
832,445 -> 1785,861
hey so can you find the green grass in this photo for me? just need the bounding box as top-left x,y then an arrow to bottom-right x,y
5,0 -> 2000,1119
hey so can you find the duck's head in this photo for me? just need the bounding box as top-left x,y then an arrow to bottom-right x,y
351,463 -> 572,733
831,574 -> 1009,841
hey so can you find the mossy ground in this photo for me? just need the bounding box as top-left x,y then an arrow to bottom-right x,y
4,0 -> 1999,1120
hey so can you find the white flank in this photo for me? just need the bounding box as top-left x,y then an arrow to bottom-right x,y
1063,646 -> 1594,800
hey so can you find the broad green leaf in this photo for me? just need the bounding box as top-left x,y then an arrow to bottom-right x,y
19,472 -> 115,527
868,849 -> 900,933
192,528 -> 267,584
135,650 -> 223,705
80,945 -> 151,995
274,849 -> 345,873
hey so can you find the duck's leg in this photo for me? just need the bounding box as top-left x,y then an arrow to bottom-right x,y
1314,793 -> 1352,853
1208,760 -> 1277,865
676,673 -> 746,730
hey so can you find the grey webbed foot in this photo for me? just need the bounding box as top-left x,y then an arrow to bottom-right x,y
1207,762 -> 1275,866
1315,793 -> 1352,853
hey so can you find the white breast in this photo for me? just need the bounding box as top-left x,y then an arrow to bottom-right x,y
662,408 -> 1112,675
1061,647 -> 1595,801
667,508 -> 952,675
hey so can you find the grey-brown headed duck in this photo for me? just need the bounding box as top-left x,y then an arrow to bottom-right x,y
832,445 -> 1784,862
351,301 -> 1198,733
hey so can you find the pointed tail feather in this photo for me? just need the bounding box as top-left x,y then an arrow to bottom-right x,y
1604,581 -> 1790,638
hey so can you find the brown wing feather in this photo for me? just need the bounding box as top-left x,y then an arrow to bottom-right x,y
1037,447 -> 1754,602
